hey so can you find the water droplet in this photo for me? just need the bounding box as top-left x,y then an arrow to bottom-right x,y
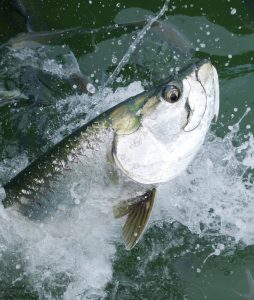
214,248 -> 220,255
112,55 -> 118,64
86,83 -> 96,94
230,8 -> 236,15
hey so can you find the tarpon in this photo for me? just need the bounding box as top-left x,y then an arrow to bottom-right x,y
2,60 -> 219,250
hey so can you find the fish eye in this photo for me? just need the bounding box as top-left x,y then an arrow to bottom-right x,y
161,85 -> 180,103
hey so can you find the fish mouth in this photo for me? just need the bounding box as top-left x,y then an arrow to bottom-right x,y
184,60 -> 220,132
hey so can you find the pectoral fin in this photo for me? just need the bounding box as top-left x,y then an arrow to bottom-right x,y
114,189 -> 156,250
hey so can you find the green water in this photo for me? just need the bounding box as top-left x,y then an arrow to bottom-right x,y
0,0 -> 254,299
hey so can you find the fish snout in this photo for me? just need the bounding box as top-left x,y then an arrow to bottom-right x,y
183,60 -> 220,132
196,60 -> 220,121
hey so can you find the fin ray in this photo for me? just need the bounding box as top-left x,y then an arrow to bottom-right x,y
115,189 -> 156,250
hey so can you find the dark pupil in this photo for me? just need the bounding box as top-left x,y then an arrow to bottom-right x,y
170,92 -> 177,102
162,85 -> 180,103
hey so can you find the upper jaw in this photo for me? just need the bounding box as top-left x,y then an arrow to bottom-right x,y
196,60 -> 220,121
182,60 -> 219,132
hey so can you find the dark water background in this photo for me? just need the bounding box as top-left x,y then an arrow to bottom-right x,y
0,0 -> 254,299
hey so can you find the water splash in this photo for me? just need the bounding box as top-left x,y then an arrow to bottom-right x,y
50,81 -> 144,143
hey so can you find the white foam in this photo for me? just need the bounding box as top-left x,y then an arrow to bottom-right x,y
0,153 -> 29,184
1,184 -> 119,299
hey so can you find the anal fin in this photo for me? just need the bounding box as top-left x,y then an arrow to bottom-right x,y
114,189 -> 156,250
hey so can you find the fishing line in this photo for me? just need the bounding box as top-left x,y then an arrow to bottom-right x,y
103,0 -> 170,88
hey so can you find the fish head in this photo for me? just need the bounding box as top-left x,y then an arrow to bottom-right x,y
112,60 -> 219,184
